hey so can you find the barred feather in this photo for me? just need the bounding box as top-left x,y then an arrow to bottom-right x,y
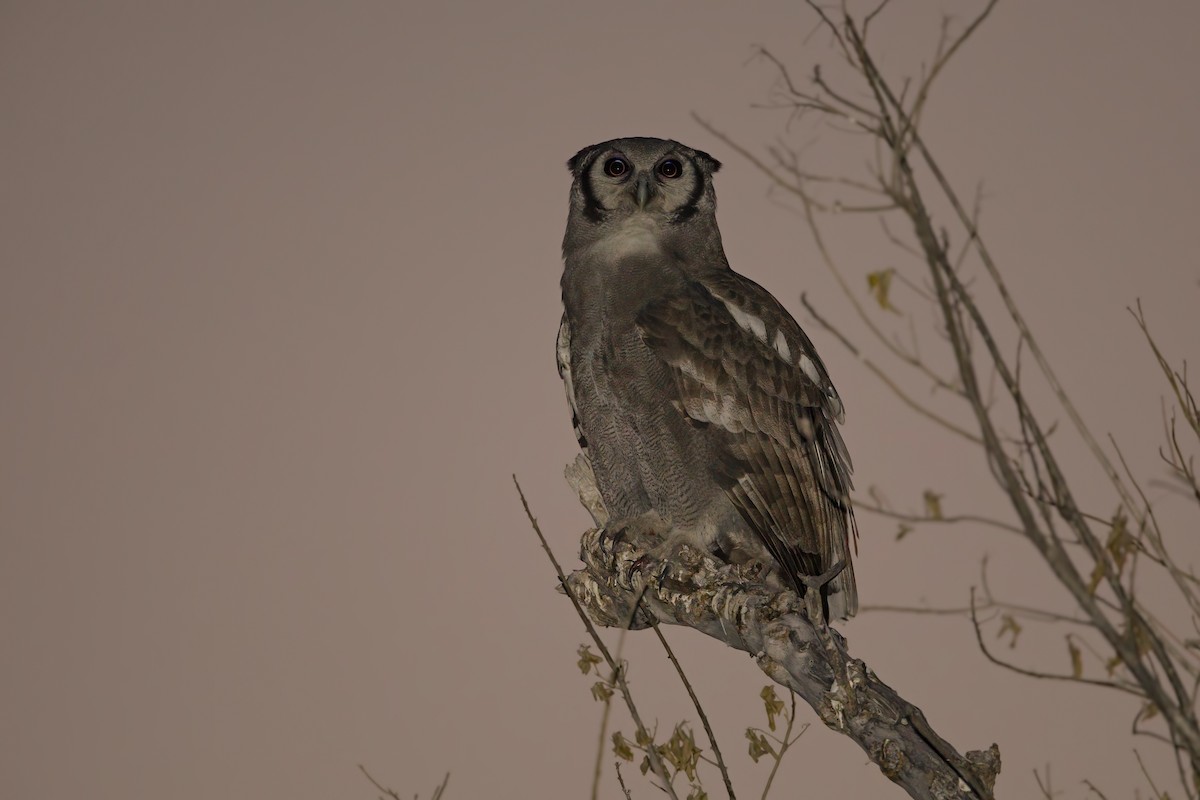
636,275 -> 858,618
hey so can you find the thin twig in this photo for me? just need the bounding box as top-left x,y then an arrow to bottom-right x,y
852,496 -> 1022,536
761,693 -> 805,800
358,764 -> 402,800
593,585 -> 652,800
615,762 -> 634,800
358,765 -> 449,800
1134,748 -> 1167,800
1032,765 -> 1054,800
798,293 -> 981,444
514,476 -> 681,800
650,620 -> 736,799
969,589 -> 1142,697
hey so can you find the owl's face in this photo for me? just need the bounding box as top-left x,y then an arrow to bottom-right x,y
566,137 -> 722,225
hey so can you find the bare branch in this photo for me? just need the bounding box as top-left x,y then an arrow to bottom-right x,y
359,766 -> 449,800
968,589 -> 1142,697
799,293 -> 982,444
514,476 -> 681,800
712,1 -> 1200,794
650,620 -> 736,799
852,494 -> 1022,536
758,692 -> 807,799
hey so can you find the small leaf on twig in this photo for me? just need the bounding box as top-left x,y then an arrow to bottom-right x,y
591,681 -> 614,702
1105,508 -> 1133,573
612,732 -> 634,762
761,685 -> 786,731
1088,508 -> 1133,597
923,490 -> 944,520
896,523 -> 913,541
687,787 -> 708,800
1132,620 -> 1154,659
1067,636 -> 1083,679
746,729 -> 775,763
997,614 -> 1022,648
662,724 -> 702,782
577,644 -> 602,674
867,268 -> 900,312
1138,701 -> 1160,722
1086,558 -> 1107,596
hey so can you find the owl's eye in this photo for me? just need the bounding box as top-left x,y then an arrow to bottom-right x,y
603,157 -> 629,177
657,159 -> 683,179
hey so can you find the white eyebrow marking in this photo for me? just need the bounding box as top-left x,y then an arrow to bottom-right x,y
719,297 -> 767,343
773,330 -> 791,361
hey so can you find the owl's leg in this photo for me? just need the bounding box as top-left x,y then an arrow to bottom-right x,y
721,543 -> 780,587
712,518 -> 773,568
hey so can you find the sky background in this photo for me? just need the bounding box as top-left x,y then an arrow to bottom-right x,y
3,1 -> 1199,798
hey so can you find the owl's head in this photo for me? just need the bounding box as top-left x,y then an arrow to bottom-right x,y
565,137 -> 722,226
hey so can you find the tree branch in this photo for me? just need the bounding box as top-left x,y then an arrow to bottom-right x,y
514,476 -> 681,800
560,460 -> 1000,800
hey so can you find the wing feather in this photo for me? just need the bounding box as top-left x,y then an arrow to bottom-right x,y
637,275 -> 858,618
556,313 -> 589,456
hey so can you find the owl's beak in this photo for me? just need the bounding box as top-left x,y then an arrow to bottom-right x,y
633,173 -> 653,209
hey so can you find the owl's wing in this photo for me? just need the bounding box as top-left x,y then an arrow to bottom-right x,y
556,312 -> 589,457
636,271 -> 858,618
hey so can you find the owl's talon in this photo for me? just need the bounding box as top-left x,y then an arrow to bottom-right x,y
596,525 -> 627,554
624,553 -> 670,577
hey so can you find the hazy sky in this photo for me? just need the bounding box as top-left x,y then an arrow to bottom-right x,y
3,2 -> 1198,798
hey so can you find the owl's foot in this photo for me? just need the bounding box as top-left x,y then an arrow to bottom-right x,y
598,510 -> 667,553
594,525 -> 624,554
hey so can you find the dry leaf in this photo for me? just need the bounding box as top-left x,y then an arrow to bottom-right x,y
923,490 -> 944,520
612,732 -> 634,762
746,729 -> 775,762
760,686 -> 785,731
591,681 -> 613,702
997,614 -> 1022,648
576,644 -> 602,674
867,268 -> 900,312
1067,636 -> 1083,679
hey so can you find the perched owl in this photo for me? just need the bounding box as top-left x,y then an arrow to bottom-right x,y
558,137 -> 857,619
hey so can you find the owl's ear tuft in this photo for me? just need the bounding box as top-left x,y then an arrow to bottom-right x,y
567,144 -> 599,175
693,148 -> 722,174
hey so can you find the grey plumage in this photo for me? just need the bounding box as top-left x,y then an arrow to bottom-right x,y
557,136 -> 857,619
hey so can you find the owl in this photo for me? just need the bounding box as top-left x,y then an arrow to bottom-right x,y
557,136 -> 857,619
